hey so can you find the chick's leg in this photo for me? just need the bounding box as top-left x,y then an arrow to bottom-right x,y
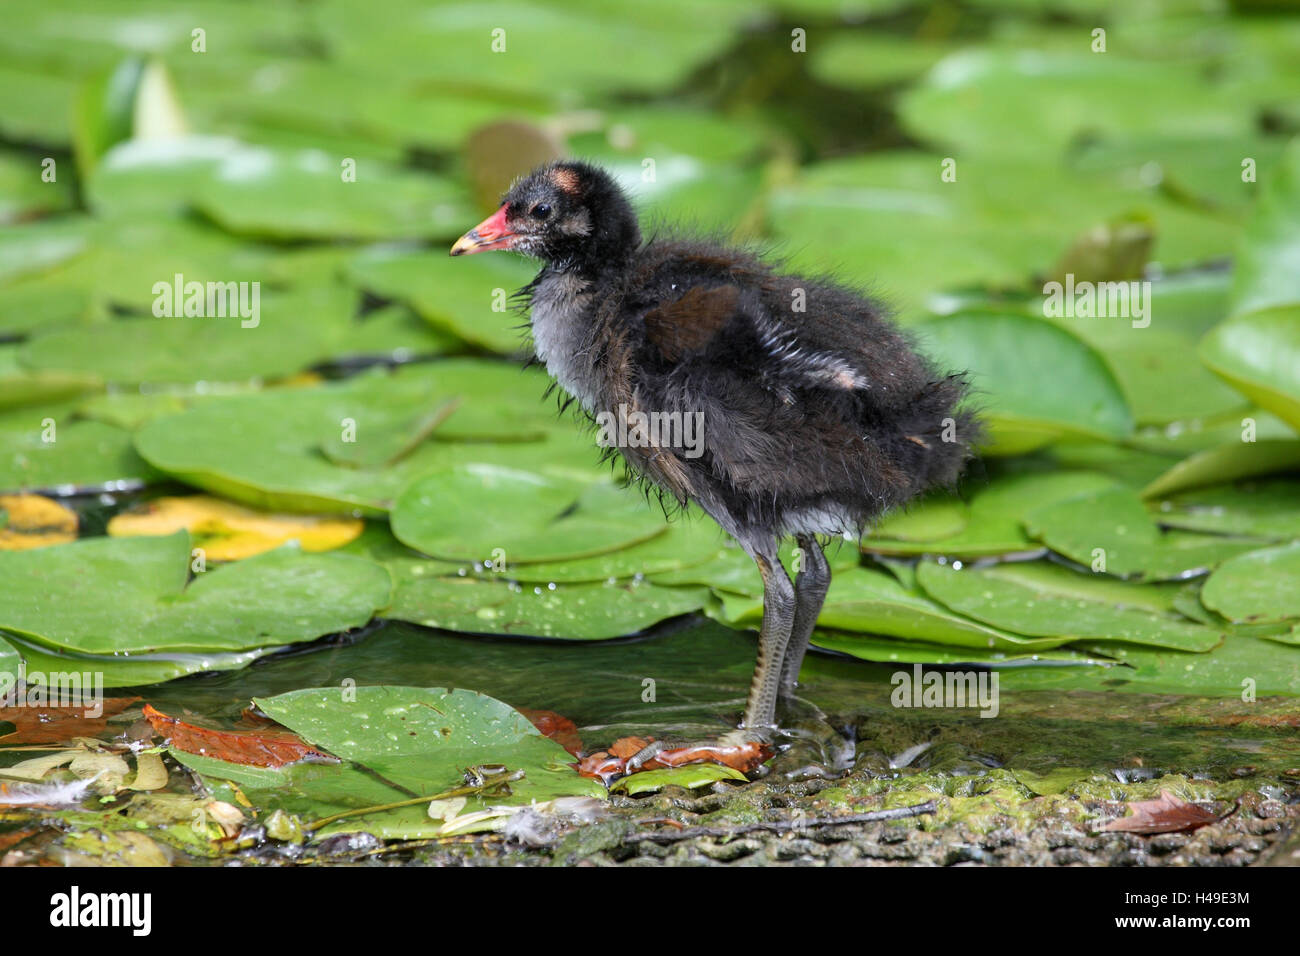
778,535 -> 830,700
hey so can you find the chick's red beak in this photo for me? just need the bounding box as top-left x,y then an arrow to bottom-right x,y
450,205 -> 515,256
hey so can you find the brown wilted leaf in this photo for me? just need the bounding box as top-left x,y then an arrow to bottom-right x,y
649,740 -> 772,773
0,697 -> 139,745
518,707 -> 583,756
574,751 -> 625,786
141,704 -> 337,768
575,736 -> 772,783
1101,790 -> 1219,835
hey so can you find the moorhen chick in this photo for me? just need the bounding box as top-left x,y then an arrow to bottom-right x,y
452,160 -> 978,761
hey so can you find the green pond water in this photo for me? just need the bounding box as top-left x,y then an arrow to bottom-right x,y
141,618 -> 1300,781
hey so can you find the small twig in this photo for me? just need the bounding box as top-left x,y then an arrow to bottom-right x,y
628,800 -> 938,844
303,769 -> 519,833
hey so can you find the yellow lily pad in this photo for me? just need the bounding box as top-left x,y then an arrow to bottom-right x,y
0,493 -> 78,550
107,495 -> 363,561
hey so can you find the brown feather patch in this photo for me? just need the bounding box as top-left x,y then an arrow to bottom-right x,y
550,167 -> 581,195
643,285 -> 740,362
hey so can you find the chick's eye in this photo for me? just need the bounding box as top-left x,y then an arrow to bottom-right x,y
531,203 -> 552,220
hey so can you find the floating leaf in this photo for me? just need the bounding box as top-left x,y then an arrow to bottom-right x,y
870,496 -> 969,542
391,465 -> 667,563
1230,139 -> 1300,316
0,414 -> 159,495
18,286 -> 358,386
863,470 -> 1116,558
108,495 -> 364,561
1199,306 -> 1300,432
810,565 -> 1071,652
916,559 -> 1222,651
1153,479 -> 1300,539
384,567 -> 709,640
810,630 -> 1110,666
255,686 -> 603,808
0,696 -> 138,746
1024,484 -> 1269,580
900,47 -> 1243,160
134,362 -> 583,515
1201,541 -> 1300,624
919,312 -> 1132,454
1,631 -> 280,688
346,246 -> 537,354
611,764 -> 748,794
142,703 -> 336,768
0,532 -> 391,656
1141,439 -> 1300,498
0,494 -> 77,550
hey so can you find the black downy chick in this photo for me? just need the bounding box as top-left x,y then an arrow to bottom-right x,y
452,160 -> 979,747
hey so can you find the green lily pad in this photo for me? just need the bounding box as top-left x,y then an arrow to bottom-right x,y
0,217 -> 90,285
0,635 -> 20,674
611,763 -> 747,794
768,150 -> 1235,317
568,107 -> 770,166
1230,139 -> 1300,316
899,47 -> 1243,160
0,532 -> 391,655
1022,636 -> 1300,697
1141,439 -> 1300,498
810,630 -> 1113,666
391,466 -> 667,563
0,63 -> 77,147
650,537 -> 861,596
384,567 -> 710,640
88,133 -> 462,242
0,344 -> 101,411
1127,408 -> 1296,458
810,565 -> 1072,652
256,686 -> 601,802
870,495 -> 969,542
19,286 -> 357,386
346,246 -> 538,354
1024,484 -> 1269,580
193,143 -> 473,241
133,362 -> 585,515
1199,306 -> 1300,432
1052,323 -> 1248,428
811,32 -> 956,88
177,685 -> 602,838
919,312 -> 1133,454
863,470 -> 1116,558
1201,541 -> 1300,624
313,0 -> 745,99
1152,479 -> 1300,539
916,559 -> 1222,651
0,149 -> 74,224
1048,442 -> 1183,491
481,513 -> 730,584
0,413 -> 159,494
1,632 -> 280,688
174,750 -> 438,839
